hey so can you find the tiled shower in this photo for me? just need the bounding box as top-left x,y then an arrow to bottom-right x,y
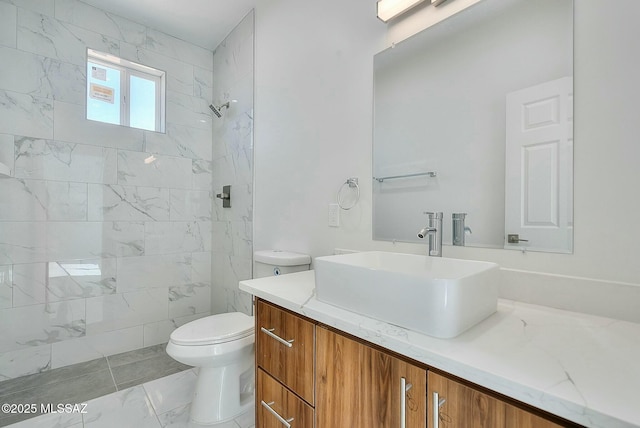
0,0 -> 254,386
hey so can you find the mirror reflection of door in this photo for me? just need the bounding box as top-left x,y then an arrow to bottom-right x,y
505,77 -> 573,252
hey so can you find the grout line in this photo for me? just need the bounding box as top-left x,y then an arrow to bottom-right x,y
104,356 -> 118,391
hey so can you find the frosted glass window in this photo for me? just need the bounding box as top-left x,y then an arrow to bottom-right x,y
86,50 -> 165,133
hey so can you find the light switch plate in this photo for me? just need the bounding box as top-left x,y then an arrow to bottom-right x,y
328,203 -> 340,227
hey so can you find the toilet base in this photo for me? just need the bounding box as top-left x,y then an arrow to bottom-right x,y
189,363 -> 255,425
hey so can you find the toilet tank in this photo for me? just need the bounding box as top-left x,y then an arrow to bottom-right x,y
254,250 -> 311,278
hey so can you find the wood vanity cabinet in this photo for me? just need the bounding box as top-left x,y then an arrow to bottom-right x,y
256,300 -> 315,405
257,367 -> 314,428
256,300 -> 315,428
316,325 -> 427,428
255,299 -> 576,428
427,371 -> 567,428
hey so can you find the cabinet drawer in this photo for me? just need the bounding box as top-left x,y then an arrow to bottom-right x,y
256,300 -> 315,405
258,368 -> 314,428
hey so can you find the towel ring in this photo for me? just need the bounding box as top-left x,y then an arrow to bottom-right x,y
337,178 -> 360,210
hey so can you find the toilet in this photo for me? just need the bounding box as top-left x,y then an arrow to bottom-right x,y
166,250 -> 311,425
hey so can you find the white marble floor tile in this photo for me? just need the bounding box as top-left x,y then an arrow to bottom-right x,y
4,367 -> 255,428
233,406 -> 255,428
82,386 -> 160,428
143,369 -> 197,415
156,403 -> 239,428
3,410 -> 82,428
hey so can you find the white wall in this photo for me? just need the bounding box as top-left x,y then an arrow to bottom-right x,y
254,0 -> 640,289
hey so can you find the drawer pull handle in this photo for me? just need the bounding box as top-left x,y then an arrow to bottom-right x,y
433,391 -> 446,428
261,327 -> 294,348
400,377 -> 413,428
261,400 -> 294,427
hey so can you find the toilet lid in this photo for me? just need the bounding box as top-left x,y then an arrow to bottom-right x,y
170,312 -> 254,346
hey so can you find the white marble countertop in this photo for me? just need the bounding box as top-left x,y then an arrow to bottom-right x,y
240,270 -> 640,428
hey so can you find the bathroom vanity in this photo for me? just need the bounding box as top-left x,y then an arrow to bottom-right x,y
241,271 -> 640,428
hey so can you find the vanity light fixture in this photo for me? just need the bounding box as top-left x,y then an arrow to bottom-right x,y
377,0 -> 450,22
377,0 -> 428,22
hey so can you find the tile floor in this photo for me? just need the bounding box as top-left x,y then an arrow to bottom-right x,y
0,344 -> 254,428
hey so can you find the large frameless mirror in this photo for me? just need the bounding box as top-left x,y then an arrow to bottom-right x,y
372,0 -> 574,253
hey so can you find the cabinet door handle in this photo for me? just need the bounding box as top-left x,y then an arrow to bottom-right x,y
400,377 -> 413,428
261,400 -> 294,427
433,391 -> 447,428
260,327 -> 294,348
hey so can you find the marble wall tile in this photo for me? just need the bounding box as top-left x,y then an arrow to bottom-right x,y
0,222 -> 143,265
194,66 -> 213,99
144,222 -> 211,255
0,134 -> 14,173
17,9 -> 119,66
212,11 -> 254,89
86,288 -> 168,335
223,256 -> 252,315
191,252 -> 212,284
0,344 -> 51,381
12,259 -> 116,307
192,159 -> 213,190
168,282 -> 211,318
0,46 -> 84,104
3,0 -> 54,16
0,46 -> 49,96
0,2 -> 17,48
145,28 -> 213,71
166,91 -> 212,131
210,11 -> 254,316
117,150 -> 193,189
213,80 -> 253,136
51,325 -> 142,369
45,222 -> 144,260
169,189 -> 212,221
14,137 -> 118,183
0,90 -> 53,139
0,299 -> 85,353
231,221 -> 253,259
1,0 -> 218,373
120,42 -> 194,96
55,0 -> 146,46
143,123 -> 212,161
211,222 -> 233,254
54,101 -> 144,151
97,221 -> 146,258
88,184 -> 170,222
0,179 -> 87,221
0,265 -> 11,309
45,59 -> 86,104
116,254 -> 191,293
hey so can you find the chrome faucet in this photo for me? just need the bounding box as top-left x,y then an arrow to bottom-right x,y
452,213 -> 472,246
418,212 -> 443,257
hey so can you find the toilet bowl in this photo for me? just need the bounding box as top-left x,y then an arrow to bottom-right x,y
166,250 -> 311,425
166,312 -> 254,425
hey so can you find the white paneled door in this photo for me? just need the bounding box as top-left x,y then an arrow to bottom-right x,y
505,77 -> 573,252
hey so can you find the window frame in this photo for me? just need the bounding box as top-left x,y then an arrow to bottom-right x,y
86,49 -> 166,133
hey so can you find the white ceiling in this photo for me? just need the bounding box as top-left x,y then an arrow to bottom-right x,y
81,0 -> 256,51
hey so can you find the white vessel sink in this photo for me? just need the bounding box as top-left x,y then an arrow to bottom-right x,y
314,251 -> 499,338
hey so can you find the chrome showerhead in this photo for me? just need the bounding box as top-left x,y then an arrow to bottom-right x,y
209,101 -> 230,118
